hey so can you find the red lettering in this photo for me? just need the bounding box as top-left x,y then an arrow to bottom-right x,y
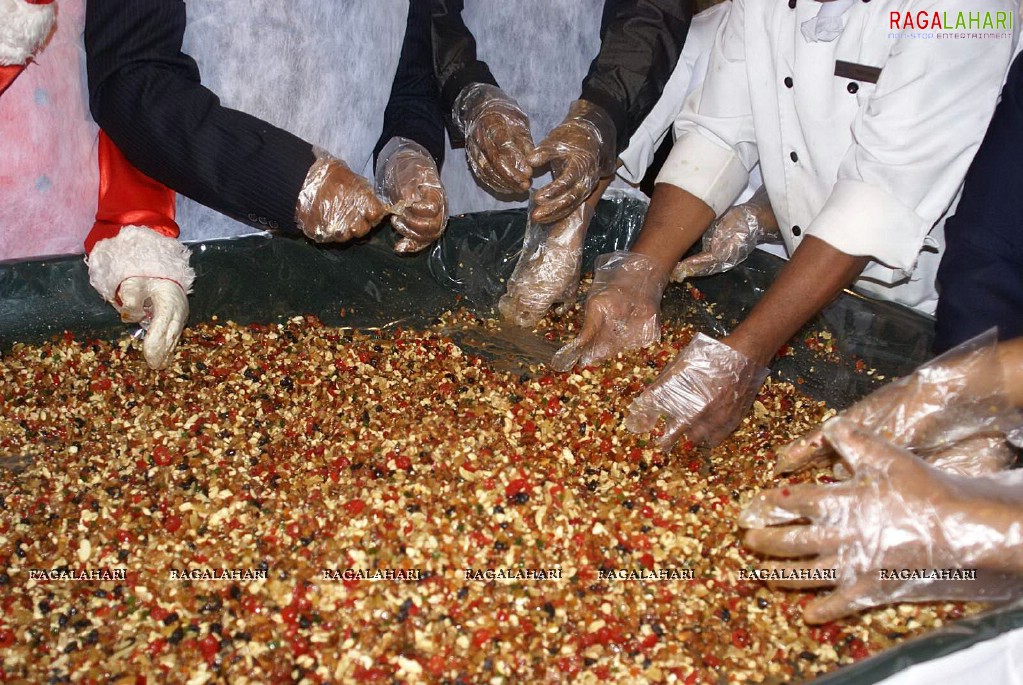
916,11 -> 929,29
931,11 -> 942,29
905,12 -> 915,29
890,11 -> 901,29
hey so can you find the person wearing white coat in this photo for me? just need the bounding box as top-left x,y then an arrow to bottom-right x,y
555,0 -> 1019,451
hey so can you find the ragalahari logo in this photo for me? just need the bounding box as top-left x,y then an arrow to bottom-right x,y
890,9 -> 1014,31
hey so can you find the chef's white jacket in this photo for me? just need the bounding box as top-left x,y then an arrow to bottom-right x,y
656,0 -> 1018,314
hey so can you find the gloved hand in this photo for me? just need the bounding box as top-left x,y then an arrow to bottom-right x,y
777,329 -> 1022,475
551,251 -> 668,371
672,186 -> 780,281
453,83 -> 534,195
375,137 -> 448,254
295,148 -> 387,243
529,100 -> 616,224
741,419 -> 1023,624
86,226 -> 195,370
498,202 -> 593,327
625,333 -> 769,450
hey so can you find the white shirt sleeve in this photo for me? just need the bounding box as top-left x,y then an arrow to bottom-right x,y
616,3 -> 731,184
808,0 -> 1016,273
654,0 -> 757,216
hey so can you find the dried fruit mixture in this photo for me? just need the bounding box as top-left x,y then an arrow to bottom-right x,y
0,311 -> 977,683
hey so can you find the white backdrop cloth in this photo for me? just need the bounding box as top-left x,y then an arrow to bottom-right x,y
176,0 -> 409,242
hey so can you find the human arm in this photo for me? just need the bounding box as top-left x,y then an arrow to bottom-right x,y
741,419 -> 1023,624
529,0 -> 695,223
723,236 -> 870,367
375,137 -> 448,254
374,0 -> 448,172
777,334 -> 1023,474
499,177 -> 612,328
85,0 -> 316,233
550,183 -> 714,371
674,184 -> 780,280
85,0 -> 384,240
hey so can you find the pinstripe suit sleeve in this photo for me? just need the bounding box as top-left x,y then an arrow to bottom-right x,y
85,0 -> 317,232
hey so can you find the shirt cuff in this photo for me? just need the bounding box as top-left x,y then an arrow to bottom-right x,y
654,130 -> 749,216
807,179 -> 932,274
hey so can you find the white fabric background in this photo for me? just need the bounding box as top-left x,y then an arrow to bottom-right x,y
176,0 -> 409,242
439,0 -> 608,216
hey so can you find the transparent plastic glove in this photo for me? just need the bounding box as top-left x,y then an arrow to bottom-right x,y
86,226 -> 195,371
741,419 -> 1023,624
777,329 -> 1022,475
453,83 -> 534,195
295,149 -> 387,243
551,251 -> 668,372
625,333 -> 770,450
117,278 -> 188,370
498,202 -> 594,327
672,186 -> 780,281
831,434 -> 1017,480
375,137 -> 448,254
529,100 -> 616,224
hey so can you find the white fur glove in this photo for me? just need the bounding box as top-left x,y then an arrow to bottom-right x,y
0,0 -> 56,67
86,227 -> 195,370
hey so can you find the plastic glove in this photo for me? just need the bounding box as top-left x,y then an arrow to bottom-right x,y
86,226 -> 195,370
295,148 -> 387,243
529,100 -> 616,224
117,278 -> 189,370
776,329 -> 1022,475
741,419 -> 1023,624
672,186 -> 780,281
498,202 -> 593,327
625,333 -> 769,450
375,137 -> 448,254
453,83 -> 534,195
551,251 -> 668,371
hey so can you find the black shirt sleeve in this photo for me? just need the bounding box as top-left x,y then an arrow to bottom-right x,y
374,0 -> 448,170
430,0 -> 500,146
85,0 -> 317,233
581,0 -> 695,154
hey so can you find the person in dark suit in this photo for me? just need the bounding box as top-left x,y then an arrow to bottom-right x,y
430,0 -> 694,219
85,0 -> 452,247
84,0 -> 450,371
934,52 -> 1023,352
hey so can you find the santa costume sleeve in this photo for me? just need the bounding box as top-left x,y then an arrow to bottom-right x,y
84,132 -> 194,308
2,0 -> 193,306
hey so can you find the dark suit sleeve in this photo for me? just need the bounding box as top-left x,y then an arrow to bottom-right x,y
581,0 -> 694,155
431,0 -> 500,146
85,0 -> 317,232
374,0 -> 447,170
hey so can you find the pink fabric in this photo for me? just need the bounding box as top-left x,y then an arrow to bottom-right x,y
0,0 -> 99,260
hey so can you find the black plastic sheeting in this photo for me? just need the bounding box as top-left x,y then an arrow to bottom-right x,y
1,197 -> 1020,682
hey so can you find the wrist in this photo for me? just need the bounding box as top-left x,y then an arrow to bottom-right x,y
722,329 -> 774,368
949,486 -> 1023,574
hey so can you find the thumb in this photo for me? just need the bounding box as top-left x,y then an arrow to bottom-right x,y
117,278 -> 148,324
364,192 -> 388,226
143,281 -> 188,370
774,426 -> 830,474
526,139 -> 556,169
393,236 -> 431,255
822,418 -> 904,473
676,252 -> 722,279
803,578 -> 876,624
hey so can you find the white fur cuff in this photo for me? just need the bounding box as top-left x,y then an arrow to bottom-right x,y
0,0 -> 56,66
86,226 -> 195,307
